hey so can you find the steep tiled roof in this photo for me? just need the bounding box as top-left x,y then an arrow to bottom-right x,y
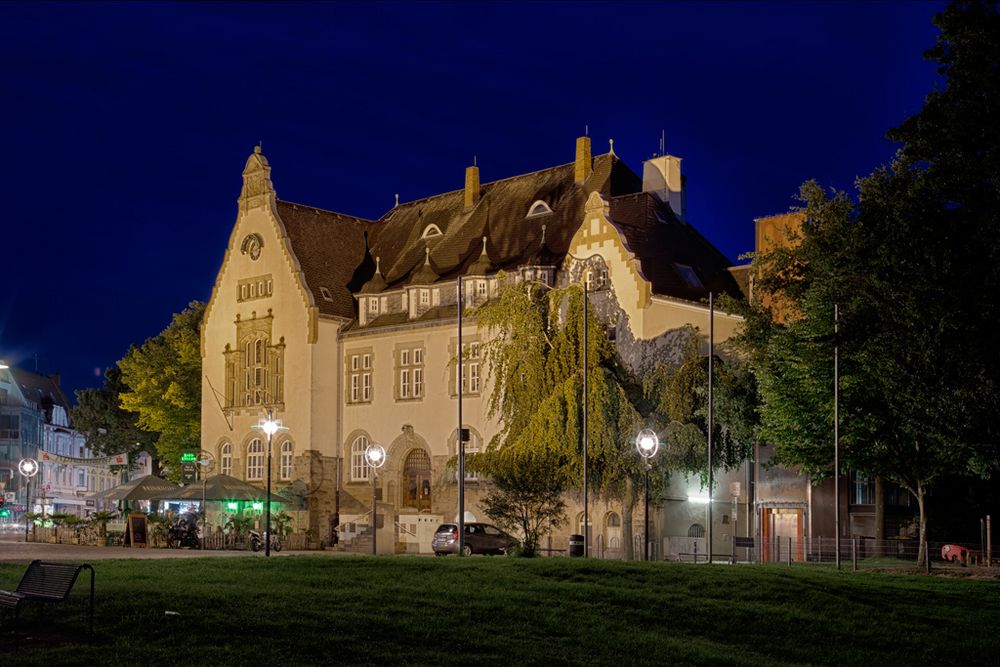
274,150 -> 738,322
10,368 -> 72,421
368,153 -> 640,289
275,201 -> 375,318
607,192 -> 741,301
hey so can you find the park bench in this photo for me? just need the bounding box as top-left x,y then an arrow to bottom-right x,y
0,559 -> 95,648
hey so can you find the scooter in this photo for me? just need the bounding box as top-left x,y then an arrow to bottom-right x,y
248,529 -> 282,553
167,523 -> 201,549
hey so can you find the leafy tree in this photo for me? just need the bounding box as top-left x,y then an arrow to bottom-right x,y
72,367 -> 159,473
118,301 -> 205,481
468,278 -> 652,558
476,449 -> 568,557
737,1 -> 1000,564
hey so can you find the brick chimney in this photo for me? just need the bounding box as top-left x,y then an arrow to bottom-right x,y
575,135 -> 592,184
464,163 -> 480,210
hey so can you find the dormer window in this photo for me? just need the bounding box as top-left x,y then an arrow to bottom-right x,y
421,224 -> 443,239
674,263 -> 703,289
368,298 -> 379,314
320,287 -> 333,301
527,200 -> 552,218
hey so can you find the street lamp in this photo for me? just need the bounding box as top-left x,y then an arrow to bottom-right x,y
18,458 -> 38,543
364,443 -> 387,556
635,429 -> 659,561
251,409 -> 287,557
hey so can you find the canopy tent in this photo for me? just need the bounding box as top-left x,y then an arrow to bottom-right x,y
87,475 -> 181,502
156,474 -> 292,504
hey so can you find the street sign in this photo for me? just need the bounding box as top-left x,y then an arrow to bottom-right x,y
180,452 -> 198,463
181,463 -> 197,484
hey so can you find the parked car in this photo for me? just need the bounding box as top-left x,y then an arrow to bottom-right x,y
432,522 -> 517,556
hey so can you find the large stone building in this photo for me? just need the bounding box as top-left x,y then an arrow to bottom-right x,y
200,136 -> 751,554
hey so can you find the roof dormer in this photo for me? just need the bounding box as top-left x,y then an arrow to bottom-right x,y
526,200 -> 552,218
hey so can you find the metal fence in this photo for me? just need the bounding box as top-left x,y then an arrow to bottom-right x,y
749,536 -> 996,571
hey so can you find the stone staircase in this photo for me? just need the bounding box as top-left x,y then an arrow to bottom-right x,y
336,526 -> 373,554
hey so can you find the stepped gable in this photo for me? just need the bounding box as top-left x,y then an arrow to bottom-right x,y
608,192 -> 741,302
275,200 -> 375,319
368,153 -> 641,289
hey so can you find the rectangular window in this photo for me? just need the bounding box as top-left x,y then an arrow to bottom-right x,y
420,289 -> 429,305
363,354 -> 371,370
347,350 -> 373,404
454,341 -> 481,396
351,355 -> 359,371
362,373 -> 371,401
400,369 -> 410,398
413,367 -> 423,398
413,348 -> 423,364
369,298 -> 378,314
351,375 -> 359,402
477,281 -> 487,298
401,350 -> 409,366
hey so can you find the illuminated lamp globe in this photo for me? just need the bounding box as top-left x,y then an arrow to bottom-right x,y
635,429 -> 659,460
365,443 -> 387,469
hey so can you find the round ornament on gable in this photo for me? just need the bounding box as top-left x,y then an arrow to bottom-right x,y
241,233 -> 263,260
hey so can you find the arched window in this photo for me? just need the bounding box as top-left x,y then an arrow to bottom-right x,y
687,523 -> 705,538
351,435 -> 370,481
606,512 -> 621,528
280,441 -> 293,480
421,224 -> 443,239
527,200 -> 552,217
246,438 -> 264,481
220,443 -> 232,476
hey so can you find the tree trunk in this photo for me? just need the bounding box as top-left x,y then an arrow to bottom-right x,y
916,482 -> 928,568
621,478 -> 638,561
874,477 -> 885,558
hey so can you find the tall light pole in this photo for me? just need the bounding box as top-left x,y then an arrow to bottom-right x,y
18,458 -> 38,543
834,303 -> 840,570
252,410 -> 286,557
365,443 -> 386,556
707,291 -> 714,564
457,275 -> 465,556
582,281 -> 589,556
636,429 -> 660,561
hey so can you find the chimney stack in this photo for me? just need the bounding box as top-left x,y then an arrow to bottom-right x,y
575,135 -> 592,184
464,163 -> 480,210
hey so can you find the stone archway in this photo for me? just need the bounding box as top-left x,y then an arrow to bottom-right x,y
401,449 -> 432,511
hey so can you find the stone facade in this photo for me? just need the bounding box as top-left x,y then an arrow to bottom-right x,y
201,138 -> 748,554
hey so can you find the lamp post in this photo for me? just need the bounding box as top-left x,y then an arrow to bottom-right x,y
251,410 -> 287,557
364,443 -> 386,556
635,429 -> 659,562
18,458 -> 38,543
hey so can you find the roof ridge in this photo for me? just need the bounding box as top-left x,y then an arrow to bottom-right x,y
277,198 -> 377,223
380,160 -> 582,220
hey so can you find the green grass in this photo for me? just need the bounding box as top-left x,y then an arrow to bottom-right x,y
1,556 -> 998,666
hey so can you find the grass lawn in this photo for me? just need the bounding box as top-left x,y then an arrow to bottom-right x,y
1,556 -> 998,666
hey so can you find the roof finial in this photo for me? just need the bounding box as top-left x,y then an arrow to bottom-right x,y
375,256 -> 382,274
395,193 -> 399,207
541,223 -> 547,246
425,247 -> 431,265
609,138 -> 615,156
473,155 -> 477,167
481,236 -> 488,255
585,124 -> 589,137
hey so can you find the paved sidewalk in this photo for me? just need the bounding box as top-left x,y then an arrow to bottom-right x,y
0,536 -> 347,562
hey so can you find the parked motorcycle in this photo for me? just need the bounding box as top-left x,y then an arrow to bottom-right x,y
167,522 -> 201,549
248,529 -> 282,553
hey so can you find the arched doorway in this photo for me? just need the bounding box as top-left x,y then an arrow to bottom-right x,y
402,449 -> 432,511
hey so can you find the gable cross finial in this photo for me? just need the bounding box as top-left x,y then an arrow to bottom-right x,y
395,193 -> 399,207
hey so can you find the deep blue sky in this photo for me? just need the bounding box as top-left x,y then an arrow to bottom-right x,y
1,1 -> 943,399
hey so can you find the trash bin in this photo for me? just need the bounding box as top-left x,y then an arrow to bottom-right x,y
569,534 -> 584,557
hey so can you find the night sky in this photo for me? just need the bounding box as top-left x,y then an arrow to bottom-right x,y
1,1 -> 943,400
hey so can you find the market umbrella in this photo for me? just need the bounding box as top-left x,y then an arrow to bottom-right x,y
89,475 -> 181,502
158,474 -> 292,504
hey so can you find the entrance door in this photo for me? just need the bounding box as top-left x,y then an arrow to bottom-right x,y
761,508 -> 804,561
402,449 -> 432,511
